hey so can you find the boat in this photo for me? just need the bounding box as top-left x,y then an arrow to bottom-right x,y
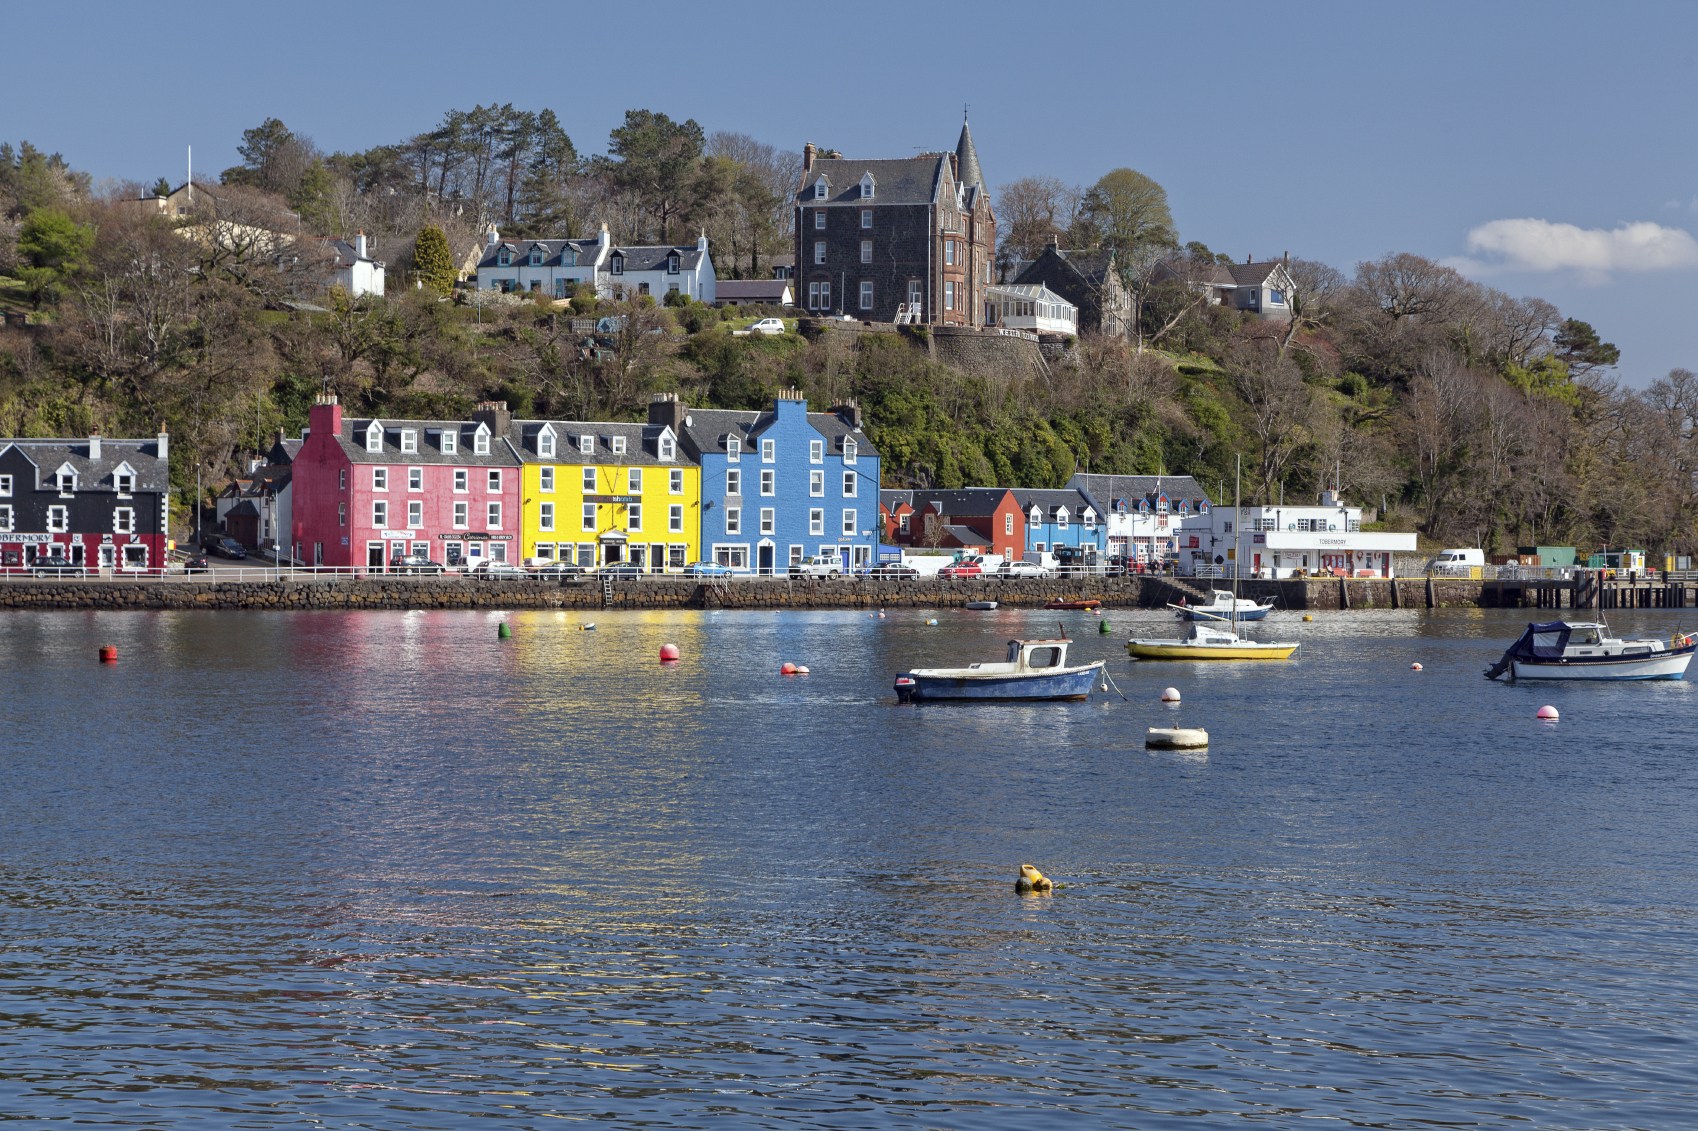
1172,590 -> 1276,621
1146,727 -> 1209,749
964,600 -> 998,610
1044,598 -> 1102,610
894,636 -> 1105,702
1128,622 -> 1301,660
1484,620 -> 1695,681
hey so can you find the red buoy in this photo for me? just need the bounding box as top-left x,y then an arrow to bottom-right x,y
98,645 -> 117,663
781,662 -> 797,674
659,643 -> 681,661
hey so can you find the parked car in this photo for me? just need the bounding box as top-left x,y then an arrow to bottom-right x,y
389,553 -> 445,575
997,559 -> 1052,579
746,317 -> 787,336
937,555 -> 988,579
202,535 -> 248,559
182,555 -> 211,575
529,561 -> 586,578
861,563 -> 920,581
466,560 -> 529,579
683,560 -> 742,577
789,555 -> 842,579
596,563 -> 646,578
31,557 -> 86,578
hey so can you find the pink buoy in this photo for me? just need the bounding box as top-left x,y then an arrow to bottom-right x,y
659,643 -> 680,662
795,665 -> 810,674
781,662 -> 797,675
1411,662 -> 1423,671
1537,705 -> 1559,720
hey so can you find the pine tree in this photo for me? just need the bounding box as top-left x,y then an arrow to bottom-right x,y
414,225 -> 456,296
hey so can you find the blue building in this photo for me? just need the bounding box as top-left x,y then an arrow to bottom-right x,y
665,391 -> 881,574
1011,488 -> 1107,561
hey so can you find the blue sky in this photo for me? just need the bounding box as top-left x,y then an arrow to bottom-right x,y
9,1 -> 1696,386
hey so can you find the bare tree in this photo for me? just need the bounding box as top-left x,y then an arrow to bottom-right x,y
1226,335 -> 1317,502
995,175 -> 1079,269
1276,257 -> 1346,360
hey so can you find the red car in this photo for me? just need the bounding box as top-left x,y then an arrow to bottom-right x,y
937,555 -> 987,578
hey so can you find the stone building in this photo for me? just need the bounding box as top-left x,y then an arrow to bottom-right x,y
793,121 -> 995,326
1009,239 -> 1133,337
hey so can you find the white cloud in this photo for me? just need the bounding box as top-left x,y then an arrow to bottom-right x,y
1454,218 -> 1698,281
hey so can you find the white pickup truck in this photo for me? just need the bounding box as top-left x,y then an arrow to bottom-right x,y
788,555 -> 842,579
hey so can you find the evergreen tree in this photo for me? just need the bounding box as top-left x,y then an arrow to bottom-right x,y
413,225 -> 456,296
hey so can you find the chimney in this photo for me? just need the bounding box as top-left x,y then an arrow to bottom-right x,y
356,231 -> 367,259
1246,253 -> 1252,264
156,424 -> 168,462
598,222 -> 610,249
803,143 -> 816,174
697,229 -> 708,252
831,398 -> 862,429
773,387 -> 808,418
88,430 -> 101,460
471,399 -> 512,437
309,393 -> 342,444
487,225 -> 500,248
949,152 -> 958,180
648,392 -> 686,432
1047,232 -> 1059,248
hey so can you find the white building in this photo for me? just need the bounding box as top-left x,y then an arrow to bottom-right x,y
1070,473 -> 1212,564
325,233 -> 386,298
474,224 -> 716,304
1178,491 -> 1418,578
986,283 -> 1077,334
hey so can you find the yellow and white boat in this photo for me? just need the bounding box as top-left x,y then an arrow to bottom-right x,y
1127,622 -> 1300,660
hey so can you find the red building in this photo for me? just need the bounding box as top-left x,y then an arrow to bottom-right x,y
879,488 -> 1024,561
291,396 -> 523,570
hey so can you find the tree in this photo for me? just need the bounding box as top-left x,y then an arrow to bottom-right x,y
150,177 -> 173,198
1554,318 -> 1619,381
13,208 -> 94,307
995,175 -> 1081,268
413,225 -> 456,296
1276,257 -> 1346,359
0,141 -> 90,219
603,109 -> 706,243
1226,334 -> 1317,502
1079,168 -> 1177,273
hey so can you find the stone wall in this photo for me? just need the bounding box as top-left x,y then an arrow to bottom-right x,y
929,326 -> 1046,382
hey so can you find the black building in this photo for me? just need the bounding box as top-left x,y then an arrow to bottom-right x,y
0,432 -> 172,572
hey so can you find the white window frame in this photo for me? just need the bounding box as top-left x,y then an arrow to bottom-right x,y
440,429 -> 457,454
113,507 -> 135,534
814,180 -> 827,200
365,423 -> 382,453
810,470 -> 825,497
760,507 -> 775,535
582,503 -> 597,532
861,209 -> 872,229
727,437 -> 741,463
539,467 -> 554,493
539,502 -> 555,531
407,500 -> 423,527
408,467 -> 422,491
115,473 -> 133,497
809,440 -> 823,464
860,240 -> 872,264
339,502 -> 346,526
582,466 -> 597,492
859,280 -> 873,310
842,471 -> 857,497
669,504 -> 683,533
612,435 -> 627,455
488,470 -> 502,492
761,438 -> 775,463
945,240 -> 956,266
843,439 -> 857,464
0,504 -> 11,532
0,474 -> 11,497
726,469 -> 741,496
487,501 -> 502,529
578,434 -> 594,455
454,501 -> 469,529
473,426 -> 490,455
810,508 -> 824,536
539,430 -> 555,458
842,508 -> 858,537
373,467 -> 388,491
400,429 -> 418,454
1005,512 -> 1013,536
628,468 -> 641,494
725,507 -> 741,535
669,469 -> 683,495
760,470 -> 775,496
814,210 -> 826,229
814,240 -> 826,265
373,500 -> 387,528
659,435 -> 675,460
454,469 -> 468,493
627,502 -> 641,532
46,505 -> 68,533
945,280 -> 955,310
859,173 -> 874,199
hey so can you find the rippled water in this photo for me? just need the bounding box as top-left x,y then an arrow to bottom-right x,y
3,605 -> 1696,1128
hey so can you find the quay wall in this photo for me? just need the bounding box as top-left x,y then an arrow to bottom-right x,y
0,576 -> 1539,612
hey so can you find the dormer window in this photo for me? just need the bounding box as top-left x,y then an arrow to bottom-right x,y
566,248 -> 577,267
538,427 -> 555,458
667,254 -> 680,274
57,469 -> 77,495
473,425 -> 490,455
440,428 -> 457,454
1029,505 -> 1043,524
843,439 -> 857,464
113,466 -> 135,497
814,179 -> 828,200
611,435 -> 627,455
1056,508 -> 1069,530
365,423 -> 383,453
529,246 -> 543,266
859,172 -> 875,199
400,429 -> 418,454
578,434 -> 594,455
497,247 -> 512,267
659,434 -> 675,460
727,436 -> 741,463
611,253 -> 624,275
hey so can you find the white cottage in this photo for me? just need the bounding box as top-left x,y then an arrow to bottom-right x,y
1178,491 -> 1418,578
474,224 -> 716,305
325,233 -> 385,298
1070,474 -> 1212,565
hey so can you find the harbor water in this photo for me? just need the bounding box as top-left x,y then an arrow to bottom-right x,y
2,606 -> 1695,1128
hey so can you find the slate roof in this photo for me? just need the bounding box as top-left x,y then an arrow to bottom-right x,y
954,121 -> 985,206
1010,487 -> 1098,520
911,487 -> 1013,515
0,438 -> 170,491
880,489 -> 914,512
1012,246 -> 1118,289
608,244 -> 708,273
476,239 -> 604,271
324,238 -> 378,266
1226,261 -> 1286,286
798,156 -> 946,207
504,419 -> 684,466
942,524 -> 989,545
676,406 -> 878,460
1070,473 -> 1211,514
715,280 -> 792,302
332,419 -> 523,466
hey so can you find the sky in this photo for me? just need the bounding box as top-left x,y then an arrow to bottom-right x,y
8,0 -> 1697,387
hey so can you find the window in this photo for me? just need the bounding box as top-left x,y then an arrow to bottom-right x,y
814,180 -> 827,199
539,502 -> 554,531
0,505 -> 10,532
843,439 -> 857,464
400,429 -> 417,454
659,435 -> 675,460
627,503 -> 641,531
810,509 -> 824,535
1006,512 -> 1014,536
373,468 -> 387,491
760,508 -> 775,535
612,435 -> 627,455
1269,289 -> 1284,305
860,240 -> 872,264
339,502 -> 346,527
488,470 -> 502,492
0,474 -> 10,496
814,210 -> 826,230
582,503 -> 596,531
945,281 -> 955,311
726,469 -> 741,495
637,282 -> 649,296
454,502 -> 468,528
726,507 -> 741,535
842,509 -> 857,536
43,505 -> 65,532
540,467 -> 554,492
814,240 -> 827,265
760,470 -> 775,496
899,513 -> 909,534
945,240 -> 956,266
791,544 -> 804,566
454,469 -> 468,492
727,437 -> 741,463
669,504 -> 683,532
859,173 -> 874,198
539,430 -> 555,458
861,209 -> 872,229
669,469 -> 683,494
373,501 -> 387,527
842,471 -> 857,497
528,246 -> 542,266
810,470 -> 825,496
760,438 -> 775,463
408,501 -> 423,527
366,424 -> 383,453
611,254 -> 623,275
498,247 -> 512,266
578,434 -> 594,455
809,440 -> 823,463
440,429 -> 456,454
1057,508 -> 1069,529
474,428 -> 489,455
667,255 -> 680,274
115,474 -> 133,497
582,466 -> 597,492
908,279 -> 923,312
628,468 -> 642,494
860,280 -> 873,310
408,467 -> 422,492
113,507 -> 135,533
488,502 -> 502,528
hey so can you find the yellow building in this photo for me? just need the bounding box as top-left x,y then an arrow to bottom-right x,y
510,408 -> 701,571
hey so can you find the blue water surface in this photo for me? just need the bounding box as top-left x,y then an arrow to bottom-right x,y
1,605 -> 1695,1129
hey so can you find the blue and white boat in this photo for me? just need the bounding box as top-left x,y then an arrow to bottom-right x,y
1173,590 -> 1276,621
895,637 -> 1105,702
1484,620 -> 1695,681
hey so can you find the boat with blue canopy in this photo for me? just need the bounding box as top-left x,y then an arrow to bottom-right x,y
1484,620 -> 1695,681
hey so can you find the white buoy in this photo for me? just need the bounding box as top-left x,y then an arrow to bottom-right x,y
1537,705 -> 1559,720
1146,726 -> 1208,749
1161,687 -> 1181,702
1411,662 -> 1423,671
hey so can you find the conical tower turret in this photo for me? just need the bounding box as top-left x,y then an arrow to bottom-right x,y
955,119 -> 984,195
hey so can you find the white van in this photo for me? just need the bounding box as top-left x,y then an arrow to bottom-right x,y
1430,548 -> 1483,576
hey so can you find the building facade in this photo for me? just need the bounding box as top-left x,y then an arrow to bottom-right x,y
292,397 -> 523,570
671,392 -> 880,574
793,122 -> 995,325
1009,241 -> 1132,336
880,487 -> 1024,561
1070,473 -> 1211,564
1011,488 -> 1106,560
506,397 -> 702,571
474,226 -> 716,304
1177,491 -> 1418,577
0,432 -> 171,573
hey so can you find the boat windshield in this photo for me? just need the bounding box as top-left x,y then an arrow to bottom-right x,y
1026,646 -> 1062,668
1575,629 -> 1602,645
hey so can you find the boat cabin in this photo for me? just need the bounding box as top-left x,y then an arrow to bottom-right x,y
1003,638 -> 1071,669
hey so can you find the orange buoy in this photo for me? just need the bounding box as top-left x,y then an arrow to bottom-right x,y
781,662 -> 797,675
1537,705 -> 1559,720
659,643 -> 680,661
1411,662 -> 1423,671
98,645 -> 117,663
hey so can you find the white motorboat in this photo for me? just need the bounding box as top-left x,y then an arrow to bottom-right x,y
1172,590 -> 1276,621
895,637 -> 1105,701
1484,620 -> 1695,681
1129,621 -> 1300,660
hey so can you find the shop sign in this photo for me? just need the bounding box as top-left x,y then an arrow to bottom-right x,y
438,532 -> 513,540
584,494 -> 640,504
1,533 -> 55,544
